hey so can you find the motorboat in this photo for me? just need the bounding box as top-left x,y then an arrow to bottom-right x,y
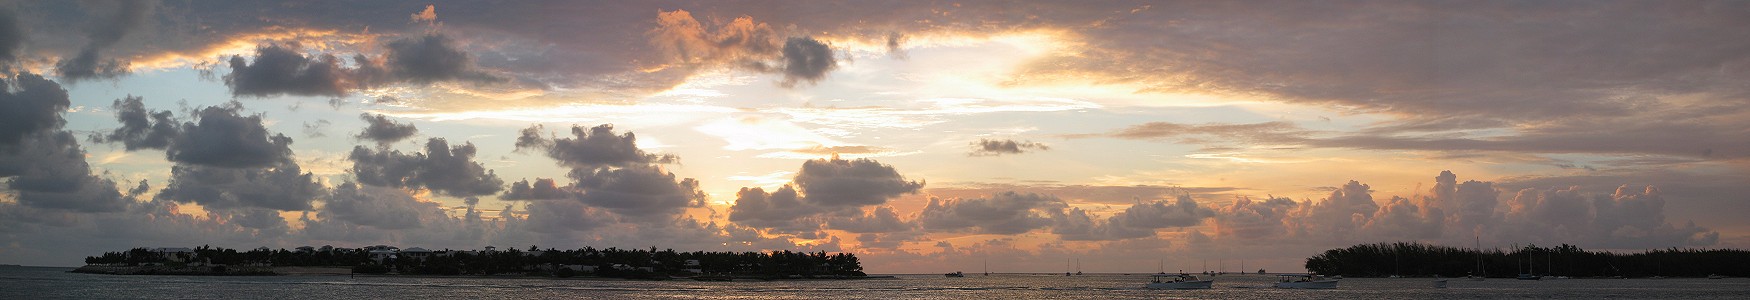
1146,273 -> 1213,290
1708,274 -> 1725,279
943,271 -> 964,277
1274,274 -> 1339,289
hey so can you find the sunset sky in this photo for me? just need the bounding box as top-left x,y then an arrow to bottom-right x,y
2,0 -> 1746,274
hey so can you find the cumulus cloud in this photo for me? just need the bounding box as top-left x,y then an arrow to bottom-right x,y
1112,195 -> 1216,229
727,185 -> 824,233
224,44 -> 355,97
155,163 -> 322,211
355,113 -> 419,145
778,37 -> 836,87
501,178 -> 570,200
385,34 -> 500,84
54,0 -> 152,81
348,138 -> 504,197
569,164 -> 705,219
0,74 -> 128,213
97,96 -> 178,150
516,124 -> 677,169
650,10 -> 843,88
918,192 -> 1066,235
969,138 -> 1050,156
0,74 -> 71,145
1211,196 -> 1298,239
794,156 -> 923,207
829,206 -> 915,234
166,103 -> 296,168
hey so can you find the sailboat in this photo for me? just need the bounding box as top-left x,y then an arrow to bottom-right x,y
1515,244 -> 1538,280
983,258 -> 989,276
1468,236 -> 1486,281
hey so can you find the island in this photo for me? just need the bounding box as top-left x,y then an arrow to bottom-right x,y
76,245 -> 869,280
1304,242 -> 1750,278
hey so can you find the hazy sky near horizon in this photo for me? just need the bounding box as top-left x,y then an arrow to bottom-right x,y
1,0 -> 1747,273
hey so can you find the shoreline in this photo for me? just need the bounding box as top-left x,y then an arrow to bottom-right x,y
71,264 -> 891,280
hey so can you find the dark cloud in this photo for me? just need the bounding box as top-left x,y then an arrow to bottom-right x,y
727,185 -> 824,232
794,156 -> 923,207
0,74 -> 128,213
348,138 -> 504,197
918,192 -> 1066,235
501,178 -> 570,200
385,34 -> 499,84
0,73 -> 71,146
0,131 -> 130,213
517,124 -> 677,169
224,44 -> 354,97
568,164 -> 705,218
1050,207 -> 1154,241
165,103 -> 296,168
969,139 -> 1050,156
1110,195 -> 1216,229
97,96 -> 178,150
778,37 -> 836,87
828,206 -> 914,234
884,32 -> 906,60
1211,196 -> 1298,239
155,163 -> 322,211
928,183 -> 1237,206
54,0 -> 152,81
0,9 -> 22,65
355,113 -> 418,145
522,199 -> 617,234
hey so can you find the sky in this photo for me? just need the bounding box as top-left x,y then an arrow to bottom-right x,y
0,0 -> 1746,274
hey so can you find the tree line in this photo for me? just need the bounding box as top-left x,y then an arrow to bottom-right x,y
85,245 -> 865,279
1305,242 -> 1750,278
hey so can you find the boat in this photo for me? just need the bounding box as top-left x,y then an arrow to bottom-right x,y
1516,244 -> 1538,280
1146,273 -> 1214,290
1431,276 -> 1448,288
1708,274 -> 1725,279
944,271 -> 964,277
1468,236 -> 1487,281
1274,274 -> 1339,289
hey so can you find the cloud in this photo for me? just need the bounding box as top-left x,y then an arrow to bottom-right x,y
385,34 -> 500,84
320,182 -> 431,230
829,206 -> 915,234
410,4 -> 437,25
1049,207 -> 1153,241
355,113 -> 419,145
650,10 -> 843,88
0,74 -> 71,146
224,44 -> 355,97
517,124 -> 677,169
155,163 -> 323,211
347,138 -> 504,197
501,178 -> 570,200
918,192 -> 1066,235
569,164 -> 706,219
726,185 -> 824,233
969,138 -> 1050,156
1111,195 -> 1216,229
96,96 -> 178,150
166,103 -> 296,168
1211,196 -> 1298,239
0,132 -> 130,213
0,74 -> 128,213
521,199 -> 617,234
0,9 -> 21,66
778,37 -> 837,87
54,0 -> 153,81
794,156 -> 924,207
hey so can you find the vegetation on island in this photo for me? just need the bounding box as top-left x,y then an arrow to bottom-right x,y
82,245 -> 866,280
1305,242 -> 1750,278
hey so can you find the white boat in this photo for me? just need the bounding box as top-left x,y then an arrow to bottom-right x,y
1275,274 -> 1339,289
1146,273 -> 1214,290
1708,274 -> 1725,279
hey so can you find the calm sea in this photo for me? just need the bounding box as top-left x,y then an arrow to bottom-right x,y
2,266 -> 1744,299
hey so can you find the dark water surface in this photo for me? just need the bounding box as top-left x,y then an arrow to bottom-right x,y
3,266 -> 1745,299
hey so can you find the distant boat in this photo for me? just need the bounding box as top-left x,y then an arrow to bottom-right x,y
1708,274 -> 1725,279
944,271 -> 964,278
1469,236 -> 1487,281
1274,274 -> 1339,289
1146,273 -> 1213,290
1431,276 -> 1449,289
1516,244 -> 1538,280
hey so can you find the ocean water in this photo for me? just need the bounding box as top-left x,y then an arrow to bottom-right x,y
2,266 -> 1744,299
